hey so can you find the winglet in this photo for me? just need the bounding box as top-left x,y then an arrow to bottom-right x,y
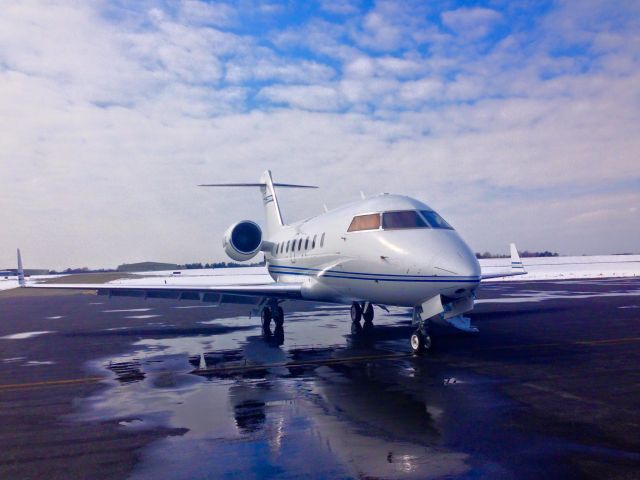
510,243 -> 526,273
17,248 -> 25,287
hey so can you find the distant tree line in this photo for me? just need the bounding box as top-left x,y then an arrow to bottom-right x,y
49,267 -> 116,274
180,260 -> 265,269
475,251 -> 559,259
49,260 -> 265,274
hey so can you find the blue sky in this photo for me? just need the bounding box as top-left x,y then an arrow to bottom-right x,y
1,0 -> 639,268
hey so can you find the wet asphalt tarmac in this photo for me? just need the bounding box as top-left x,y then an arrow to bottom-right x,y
0,278 -> 639,479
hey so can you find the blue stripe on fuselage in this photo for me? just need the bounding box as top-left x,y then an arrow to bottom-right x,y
267,265 -> 480,283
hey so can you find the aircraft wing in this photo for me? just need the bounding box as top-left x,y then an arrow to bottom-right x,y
22,277 -> 301,306
480,243 -> 528,280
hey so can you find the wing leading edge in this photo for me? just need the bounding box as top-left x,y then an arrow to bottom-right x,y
23,281 -> 303,304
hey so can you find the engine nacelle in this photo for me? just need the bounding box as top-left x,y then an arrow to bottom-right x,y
223,220 -> 263,262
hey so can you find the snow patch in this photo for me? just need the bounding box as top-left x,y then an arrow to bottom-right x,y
1,331 -> 54,339
103,308 -> 152,313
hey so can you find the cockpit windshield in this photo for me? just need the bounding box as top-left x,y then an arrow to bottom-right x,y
420,210 -> 453,229
347,210 -> 454,232
382,211 -> 428,229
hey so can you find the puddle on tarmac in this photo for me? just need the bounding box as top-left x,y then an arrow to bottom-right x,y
74,303 -> 569,479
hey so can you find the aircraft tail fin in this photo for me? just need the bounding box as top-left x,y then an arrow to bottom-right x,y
510,243 -> 526,274
17,248 -> 25,287
259,170 -> 284,235
199,170 -> 317,236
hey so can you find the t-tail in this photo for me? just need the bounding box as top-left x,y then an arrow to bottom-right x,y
17,248 -> 25,287
259,170 -> 284,235
199,170 -> 317,237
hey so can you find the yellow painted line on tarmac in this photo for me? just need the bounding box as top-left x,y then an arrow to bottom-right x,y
0,376 -> 105,392
487,336 -> 640,350
1,337 -> 638,391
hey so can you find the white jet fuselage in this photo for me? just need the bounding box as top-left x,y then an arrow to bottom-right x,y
264,194 -> 481,308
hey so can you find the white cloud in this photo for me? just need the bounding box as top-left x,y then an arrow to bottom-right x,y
441,7 -> 502,40
179,0 -> 237,27
258,84 -> 341,111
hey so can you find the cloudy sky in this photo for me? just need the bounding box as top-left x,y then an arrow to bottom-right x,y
1,0 -> 639,269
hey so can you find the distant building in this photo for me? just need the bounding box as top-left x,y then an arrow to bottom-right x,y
116,262 -> 180,272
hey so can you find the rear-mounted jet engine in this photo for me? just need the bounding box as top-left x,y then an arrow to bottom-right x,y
223,220 -> 262,261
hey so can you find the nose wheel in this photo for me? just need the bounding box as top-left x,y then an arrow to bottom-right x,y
410,306 -> 432,354
410,330 -> 432,353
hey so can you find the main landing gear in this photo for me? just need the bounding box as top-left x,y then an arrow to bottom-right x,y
410,306 -> 432,355
261,304 -> 284,330
261,303 -> 285,345
350,302 -> 374,334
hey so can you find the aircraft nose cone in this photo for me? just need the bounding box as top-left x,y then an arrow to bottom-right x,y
433,245 -> 481,279
435,254 -> 480,278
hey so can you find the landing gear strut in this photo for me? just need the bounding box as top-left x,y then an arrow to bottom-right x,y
410,306 -> 432,354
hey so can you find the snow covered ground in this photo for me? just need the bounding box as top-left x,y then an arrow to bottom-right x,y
479,255 -> 640,281
0,275 -> 65,291
112,255 -> 640,286
109,267 -> 271,286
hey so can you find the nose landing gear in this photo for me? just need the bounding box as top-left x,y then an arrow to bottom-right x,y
410,306 -> 432,354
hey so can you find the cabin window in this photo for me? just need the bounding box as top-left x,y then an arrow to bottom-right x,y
348,213 -> 380,232
312,234 -> 317,249
320,232 -> 325,247
382,210 -> 429,230
286,240 -> 290,252
304,237 -> 309,250
420,210 -> 453,229
298,238 -> 303,250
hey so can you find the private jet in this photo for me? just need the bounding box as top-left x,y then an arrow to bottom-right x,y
18,170 -> 525,353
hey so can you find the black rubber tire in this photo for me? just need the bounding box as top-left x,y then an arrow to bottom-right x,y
351,321 -> 362,335
261,307 -> 272,329
410,331 -> 431,354
350,302 -> 362,322
362,303 -> 374,322
272,306 -> 284,327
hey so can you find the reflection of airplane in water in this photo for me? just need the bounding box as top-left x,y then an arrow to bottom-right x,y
206,337 -> 473,479
19,170 -> 525,353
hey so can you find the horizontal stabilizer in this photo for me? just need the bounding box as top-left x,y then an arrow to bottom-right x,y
199,183 -> 317,189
